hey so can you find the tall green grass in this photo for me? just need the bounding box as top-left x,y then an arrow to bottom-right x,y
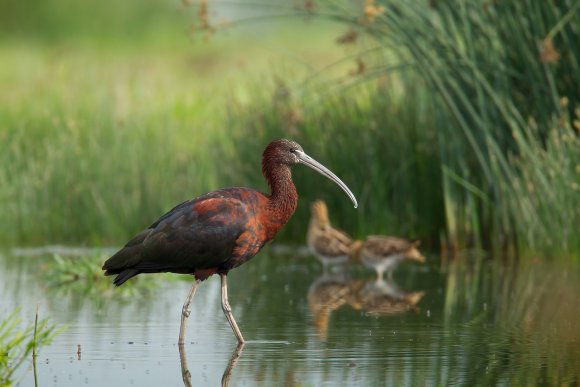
0,308 -> 59,386
362,0 -> 580,255
0,0 -> 190,46
225,77 -> 445,245
215,0 -> 580,256
0,23 -> 347,245
0,1 -> 578,258
0,46 -> 228,245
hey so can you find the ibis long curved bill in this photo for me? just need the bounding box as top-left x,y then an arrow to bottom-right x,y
295,150 -> 358,208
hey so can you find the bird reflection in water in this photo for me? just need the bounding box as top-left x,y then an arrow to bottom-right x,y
307,272 -> 352,340
179,343 -> 244,387
348,277 -> 425,317
306,199 -> 427,338
308,275 -> 425,339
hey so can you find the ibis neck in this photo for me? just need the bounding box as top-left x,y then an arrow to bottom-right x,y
266,165 -> 298,223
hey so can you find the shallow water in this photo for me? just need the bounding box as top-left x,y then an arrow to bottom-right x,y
1,247 -> 579,386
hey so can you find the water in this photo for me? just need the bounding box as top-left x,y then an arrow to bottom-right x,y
1,247 -> 579,386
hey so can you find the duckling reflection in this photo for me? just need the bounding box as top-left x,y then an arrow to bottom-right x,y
308,273 -> 426,338
179,343 -> 244,387
307,200 -> 358,269
348,277 -> 425,317
353,236 -> 425,281
307,272 -> 352,340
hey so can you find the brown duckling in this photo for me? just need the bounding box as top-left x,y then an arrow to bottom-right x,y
307,200 -> 358,267
353,235 -> 425,280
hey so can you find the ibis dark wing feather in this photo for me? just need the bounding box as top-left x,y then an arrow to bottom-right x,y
103,192 -> 254,279
148,199 -> 191,229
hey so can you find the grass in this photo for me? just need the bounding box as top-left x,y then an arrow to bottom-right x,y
41,254 -> 160,300
0,308 -> 60,386
216,0 -> 580,257
0,21 -> 347,246
0,45 -> 221,244
224,78 -> 445,245
368,0 -> 580,255
0,1 -> 578,259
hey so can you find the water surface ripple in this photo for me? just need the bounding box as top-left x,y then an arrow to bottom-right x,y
1,248 -> 579,386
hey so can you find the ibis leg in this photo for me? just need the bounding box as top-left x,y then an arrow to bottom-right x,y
220,274 -> 245,344
178,278 -> 201,345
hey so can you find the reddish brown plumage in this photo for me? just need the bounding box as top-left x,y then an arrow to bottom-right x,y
102,139 -> 357,344
261,140 -> 298,221
102,139 -> 356,285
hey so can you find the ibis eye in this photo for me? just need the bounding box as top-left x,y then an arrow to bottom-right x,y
290,148 -> 298,154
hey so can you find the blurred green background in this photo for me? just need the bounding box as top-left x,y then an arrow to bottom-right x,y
1,0 -> 578,260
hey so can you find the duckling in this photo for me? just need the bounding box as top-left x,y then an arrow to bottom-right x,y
354,235 -> 425,280
307,200 -> 358,267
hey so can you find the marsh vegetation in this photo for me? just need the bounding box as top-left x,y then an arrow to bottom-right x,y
0,0 -> 579,385
1,0 -> 578,258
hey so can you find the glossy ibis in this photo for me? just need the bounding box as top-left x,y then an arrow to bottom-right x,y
307,200 -> 358,267
102,139 -> 357,344
353,236 -> 425,281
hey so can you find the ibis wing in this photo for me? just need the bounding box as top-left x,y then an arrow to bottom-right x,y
104,195 -> 253,274
148,199 -> 192,229
142,196 -> 252,270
